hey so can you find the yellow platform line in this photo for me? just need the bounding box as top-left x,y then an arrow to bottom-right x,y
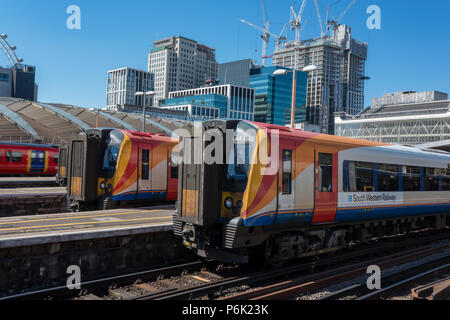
0,216 -> 172,232
0,210 -> 166,226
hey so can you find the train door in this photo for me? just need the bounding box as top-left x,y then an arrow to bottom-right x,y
312,145 -> 338,224
151,145 -> 167,200
137,145 -> 152,200
277,149 -> 295,215
166,147 -> 178,201
30,150 -> 45,173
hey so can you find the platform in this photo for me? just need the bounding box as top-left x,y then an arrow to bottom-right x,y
0,205 -> 174,248
0,205 -> 189,296
0,177 -> 58,188
0,187 -> 67,217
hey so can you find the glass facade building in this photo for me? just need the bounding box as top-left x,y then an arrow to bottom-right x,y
250,66 -> 307,126
162,84 -> 254,121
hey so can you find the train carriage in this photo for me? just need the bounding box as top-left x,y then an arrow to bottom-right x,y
0,141 -> 59,176
173,120 -> 450,264
66,128 -> 178,211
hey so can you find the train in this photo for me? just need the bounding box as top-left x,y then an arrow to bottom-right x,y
66,128 -> 178,211
173,120 -> 450,264
0,141 -> 59,176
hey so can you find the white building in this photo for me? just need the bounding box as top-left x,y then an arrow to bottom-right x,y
148,36 -> 218,102
106,67 -> 154,110
164,84 -> 255,121
371,91 -> 448,108
160,104 -> 220,120
0,67 -> 12,97
335,91 -> 450,145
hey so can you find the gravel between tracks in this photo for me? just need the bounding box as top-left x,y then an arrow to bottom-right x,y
297,239 -> 450,300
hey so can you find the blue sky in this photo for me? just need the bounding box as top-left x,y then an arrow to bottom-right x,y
1,0 -> 449,109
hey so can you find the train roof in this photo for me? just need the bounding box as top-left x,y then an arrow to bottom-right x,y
0,141 -> 59,149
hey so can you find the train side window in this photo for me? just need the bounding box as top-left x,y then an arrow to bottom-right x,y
6,151 -> 22,162
318,153 -> 332,193
377,164 -> 399,192
282,150 -> 292,194
53,154 -> 59,164
425,168 -> 440,191
142,149 -> 149,180
442,169 -> 450,191
402,166 -> 421,191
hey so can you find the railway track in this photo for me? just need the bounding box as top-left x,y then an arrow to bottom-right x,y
2,229 -> 448,300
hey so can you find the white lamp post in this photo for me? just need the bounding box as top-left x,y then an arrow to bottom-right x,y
135,91 -> 155,132
273,64 -> 318,129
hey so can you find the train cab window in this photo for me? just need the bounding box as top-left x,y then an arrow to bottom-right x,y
318,153 -> 332,193
53,154 -> 59,164
425,168 -> 440,191
442,169 -> 450,191
402,166 -> 421,191
6,151 -> 22,162
142,149 -> 150,180
377,164 -> 400,192
282,150 -> 292,194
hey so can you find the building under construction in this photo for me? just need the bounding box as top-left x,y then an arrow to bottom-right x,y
273,24 -> 367,134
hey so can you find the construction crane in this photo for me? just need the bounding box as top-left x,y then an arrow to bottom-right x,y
289,0 -> 308,42
240,0 -> 287,66
325,0 -> 356,35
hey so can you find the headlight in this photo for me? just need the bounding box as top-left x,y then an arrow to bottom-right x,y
100,182 -> 106,190
224,197 -> 234,209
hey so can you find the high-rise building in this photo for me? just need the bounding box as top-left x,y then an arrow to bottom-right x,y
105,67 -> 154,111
273,25 -> 367,134
0,65 -> 38,101
218,59 -> 255,87
250,66 -> 307,127
148,36 -> 218,102
161,84 -> 254,121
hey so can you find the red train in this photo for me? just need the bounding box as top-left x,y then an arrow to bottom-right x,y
0,142 -> 59,176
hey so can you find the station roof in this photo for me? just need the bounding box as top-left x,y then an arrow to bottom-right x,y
0,98 -> 186,145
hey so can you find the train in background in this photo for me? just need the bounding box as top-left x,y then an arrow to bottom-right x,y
0,141 -> 59,176
66,128 -> 179,211
56,144 -> 68,186
173,120 -> 450,265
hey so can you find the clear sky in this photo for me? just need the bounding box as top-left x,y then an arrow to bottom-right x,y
1,0 -> 449,109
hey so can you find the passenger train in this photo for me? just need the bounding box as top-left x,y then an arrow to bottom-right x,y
66,128 -> 178,211
0,141 -> 59,176
173,120 -> 450,264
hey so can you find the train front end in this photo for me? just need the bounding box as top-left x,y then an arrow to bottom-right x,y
66,128 -> 123,211
173,120 -> 262,263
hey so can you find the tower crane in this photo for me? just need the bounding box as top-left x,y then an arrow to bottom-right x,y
289,0 -> 308,43
325,0 -> 356,35
240,0 -> 287,66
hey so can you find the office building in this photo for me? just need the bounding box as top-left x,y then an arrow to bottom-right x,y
250,66 -> 307,126
148,36 -> 218,102
0,65 -> 37,101
218,59 -> 255,87
335,91 -> 450,145
273,25 -> 368,133
105,67 -> 154,111
162,84 -> 254,120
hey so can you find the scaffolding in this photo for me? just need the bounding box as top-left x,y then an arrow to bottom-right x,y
273,25 -> 367,134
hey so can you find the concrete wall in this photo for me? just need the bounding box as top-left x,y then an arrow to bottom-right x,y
0,195 -> 66,217
0,227 -> 191,296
